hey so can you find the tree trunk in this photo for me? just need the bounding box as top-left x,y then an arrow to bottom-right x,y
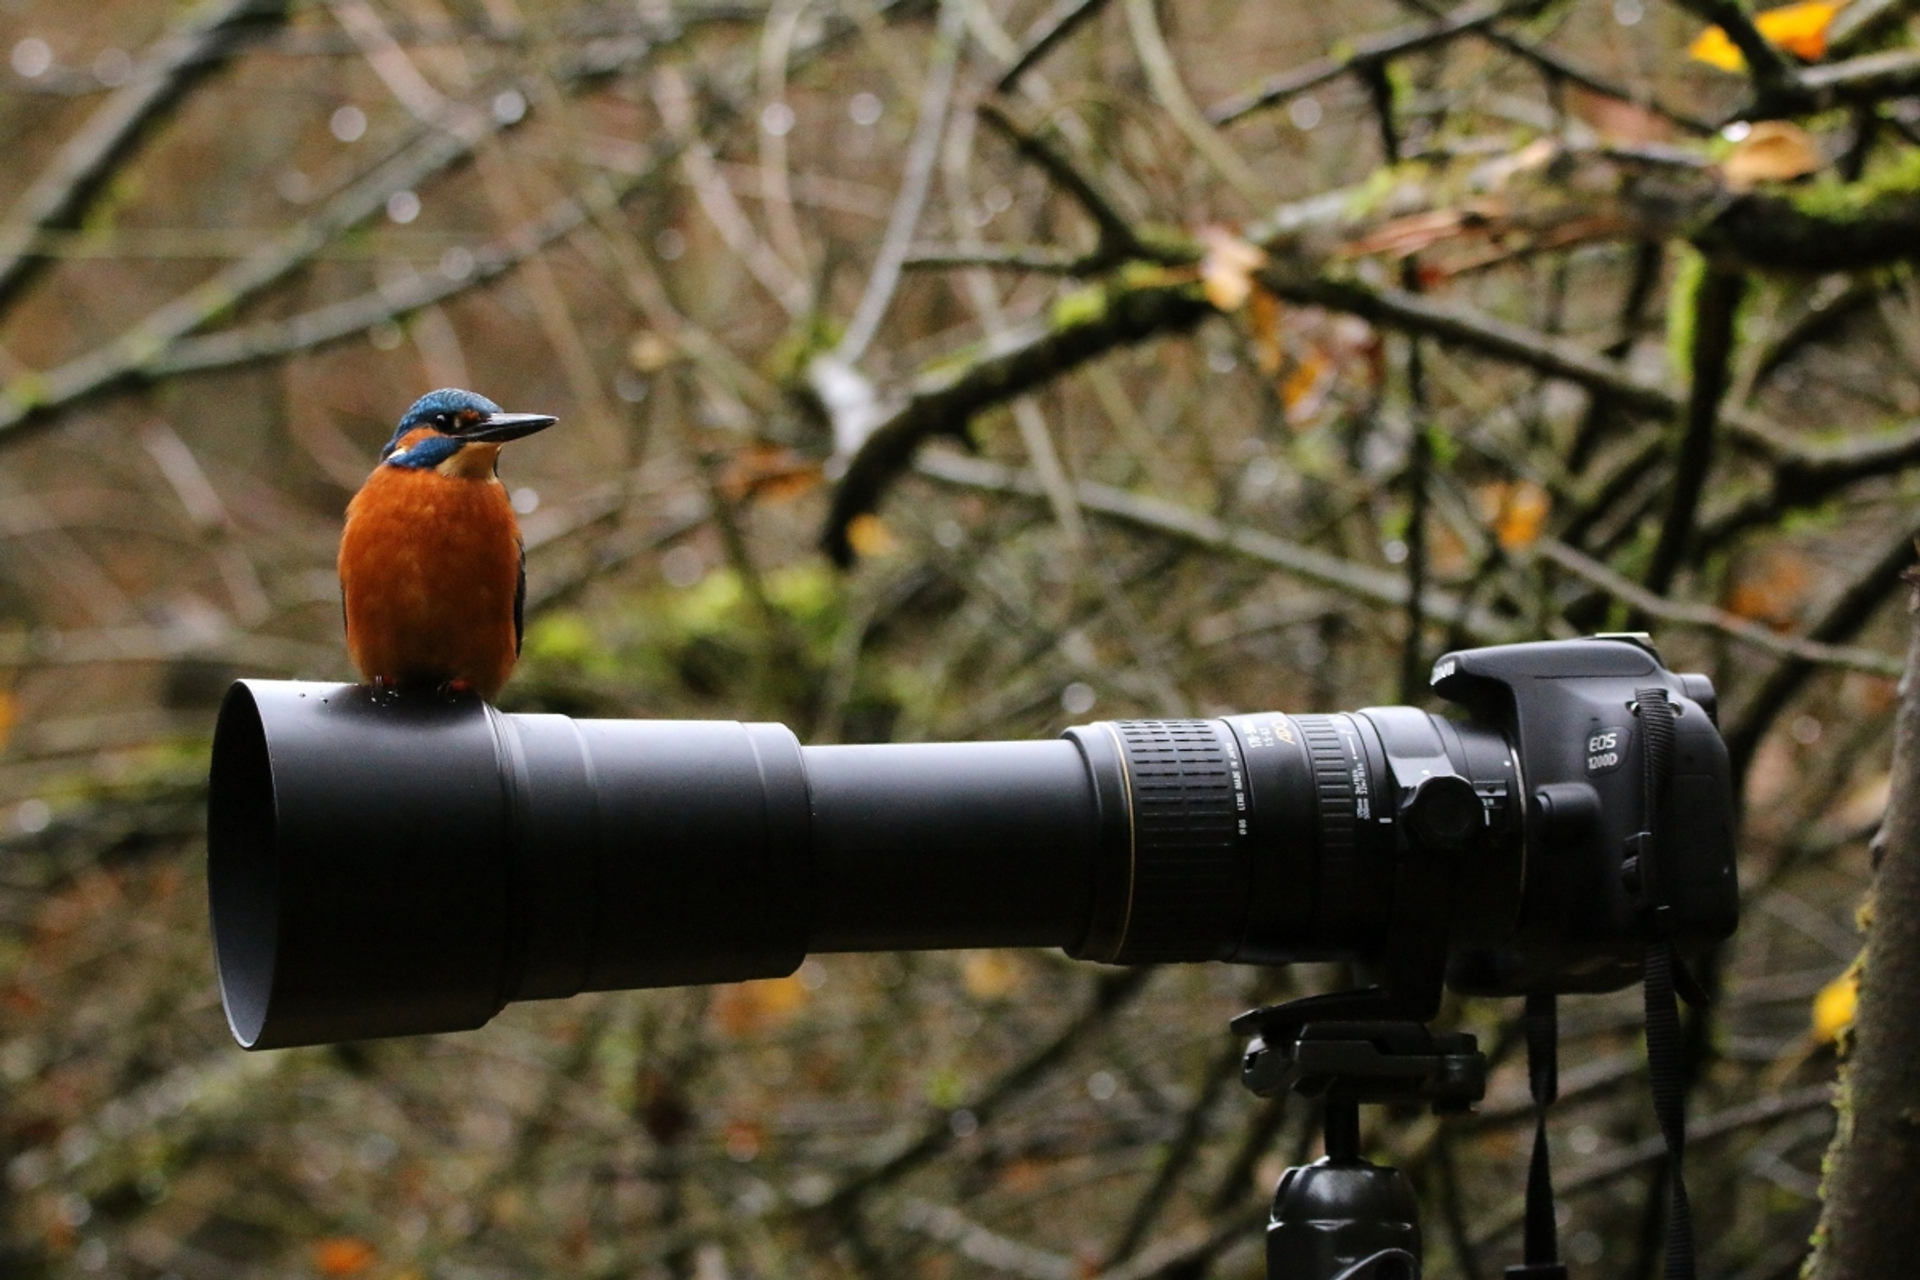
1808,566 -> 1920,1279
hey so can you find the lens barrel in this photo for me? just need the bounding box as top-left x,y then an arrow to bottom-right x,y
208,683 -> 1516,1048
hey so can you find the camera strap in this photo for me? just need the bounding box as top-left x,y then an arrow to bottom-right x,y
1632,687 -> 1700,1280
1506,991 -> 1568,1280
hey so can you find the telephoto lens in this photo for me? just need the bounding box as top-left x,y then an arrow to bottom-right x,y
207,636 -> 1735,1050
207,696 -> 1516,1049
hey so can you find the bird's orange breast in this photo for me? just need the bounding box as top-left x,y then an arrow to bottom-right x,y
338,465 -> 524,699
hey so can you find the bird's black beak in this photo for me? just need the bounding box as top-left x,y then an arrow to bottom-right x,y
462,411 -> 558,443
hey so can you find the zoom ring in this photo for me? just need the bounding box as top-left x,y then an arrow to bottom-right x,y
1111,719 -> 1242,962
1293,715 -> 1358,856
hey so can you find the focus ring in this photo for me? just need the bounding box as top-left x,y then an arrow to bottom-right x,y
1294,715 -> 1357,856
1109,719 -> 1242,962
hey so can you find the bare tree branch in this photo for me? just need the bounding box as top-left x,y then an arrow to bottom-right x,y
1532,538 -> 1903,677
914,449 -> 1525,641
821,278 -> 1213,563
996,0 -> 1111,93
0,0 -> 290,312
1207,0 -> 1537,128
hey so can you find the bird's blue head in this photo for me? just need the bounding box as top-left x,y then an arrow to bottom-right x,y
380,388 -> 558,472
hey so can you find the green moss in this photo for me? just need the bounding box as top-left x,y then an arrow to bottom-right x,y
523,612 -> 604,667
673,569 -> 748,631
767,312 -> 843,384
1344,165 -> 1404,221
2,370 -> 47,413
80,168 -> 144,233
925,1064 -> 966,1108
1666,244 -> 1707,381
1781,500 -> 1845,534
1051,284 -> 1109,329
515,560 -> 853,719
765,561 -> 839,626
1790,145 -> 1920,221
1134,224 -> 1201,263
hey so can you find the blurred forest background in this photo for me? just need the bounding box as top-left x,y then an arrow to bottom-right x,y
2,0 -> 1918,1275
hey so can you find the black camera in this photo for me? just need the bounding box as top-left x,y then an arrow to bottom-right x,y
207,632 -> 1739,1280
207,633 -> 1735,1051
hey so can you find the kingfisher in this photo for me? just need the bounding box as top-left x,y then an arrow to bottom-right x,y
338,388 -> 558,701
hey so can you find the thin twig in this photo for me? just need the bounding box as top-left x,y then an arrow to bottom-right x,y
653,64 -> 812,318
1794,47 -> 1920,108
914,449 -> 1526,640
1208,0 -> 1530,127
1397,0 -> 1716,134
975,101 -> 1150,263
1645,267 -> 1747,599
1101,1043 -> 1241,1268
1467,1085 -> 1832,1249
1360,60 -> 1436,704
152,171 -> 657,375
1121,0 -> 1271,205
899,1199 -> 1077,1280
822,278 -> 1215,563
943,106 -> 1087,551
757,0 -> 813,279
817,968 -> 1152,1212
0,0 -> 291,312
1722,524 -> 1920,780
1568,242 -> 1665,475
1531,538 -> 1904,677
835,0 -> 968,364
1672,0 -> 1803,107
901,243 -> 1091,273
996,0 -> 1112,93
1260,272 -> 1804,469
0,57 -> 602,445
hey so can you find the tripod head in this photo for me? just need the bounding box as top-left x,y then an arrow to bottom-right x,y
1236,1014 -> 1486,1280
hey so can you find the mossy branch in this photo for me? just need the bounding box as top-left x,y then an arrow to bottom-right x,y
821,274 -> 1213,564
1807,563 -> 1920,1279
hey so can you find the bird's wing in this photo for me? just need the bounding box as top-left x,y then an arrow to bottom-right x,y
513,538 -> 526,656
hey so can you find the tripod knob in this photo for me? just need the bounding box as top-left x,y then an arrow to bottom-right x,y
1401,773 -> 1482,852
1268,1156 -> 1420,1279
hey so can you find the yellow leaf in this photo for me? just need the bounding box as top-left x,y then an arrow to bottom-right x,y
846,513 -> 897,558
1197,227 -> 1268,313
1481,481 -> 1551,550
1689,1 -> 1843,71
961,951 -> 1025,1001
1280,350 -> 1332,427
719,443 -> 823,503
1723,547 -> 1810,630
1248,289 -> 1284,376
712,975 -> 810,1035
1721,120 -> 1823,190
0,689 -> 14,751
1811,968 -> 1857,1044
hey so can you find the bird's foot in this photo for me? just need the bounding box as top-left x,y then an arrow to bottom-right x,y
370,674 -> 398,693
437,678 -> 476,697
